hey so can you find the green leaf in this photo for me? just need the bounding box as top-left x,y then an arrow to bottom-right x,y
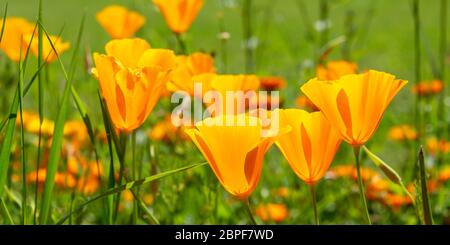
56,162 -> 207,224
417,147 -> 433,225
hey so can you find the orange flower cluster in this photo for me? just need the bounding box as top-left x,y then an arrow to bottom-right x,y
412,80 -> 444,96
255,203 -> 289,223
388,124 -> 418,141
0,17 -> 70,62
148,116 -> 189,142
426,137 -> 450,155
26,154 -> 103,195
329,164 -> 450,211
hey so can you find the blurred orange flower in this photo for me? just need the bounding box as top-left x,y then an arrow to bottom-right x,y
0,17 -> 35,62
96,5 -> 145,39
153,0 -> 204,34
17,110 -> 54,136
185,114 -> 283,199
301,70 -> 407,146
26,34 -> 70,63
316,60 -> 357,81
426,137 -> 450,155
412,80 -> 444,96
438,167 -> 450,183
275,109 -> 342,184
148,116 -> 178,141
167,52 -> 216,95
388,124 -> 418,141
93,38 -> 176,132
255,203 -> 288,223
259,76 -> 286,91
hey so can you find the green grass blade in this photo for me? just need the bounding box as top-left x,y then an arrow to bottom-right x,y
18,49 -> 27,225
0,198 -> 14,224
34,0 -> 43,225
418,147 -> 433,224
56,162 -> 207,224
38,22 -> 73,224
0,86 -> 19,198
130,189 -> 160,225
98,92 -> 116,224
0,3 -> 7,44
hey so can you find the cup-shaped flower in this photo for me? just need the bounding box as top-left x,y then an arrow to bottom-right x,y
153,0 -> 204,34
96,5 -> 146,39
167,52 -> 216,95
301,70 -> 407,146
275,109 -> 342,184
93,38 -> 176,132
0,17 -> 35,62
185,114 -> 284,199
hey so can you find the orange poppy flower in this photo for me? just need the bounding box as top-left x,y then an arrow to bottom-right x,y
167,52 -> 216,95
316,60 -> 357,81
25,34 -> 70,63
206,75 -> 260,116
275,109 -> 342,184
17,110 -> 54,136
295,95 -> 319,111
301,70 -> 407,146
153,0 -> 204,34
96,5 -> 146,39
185,114 -> 284,199
255,203 -> 289,223
93,38 -> 176,132
412,80 -> 444,96
438,167 -> 450,183
388,124 -> 418,141
259,76 -> 286,91
0,17 -> 35,62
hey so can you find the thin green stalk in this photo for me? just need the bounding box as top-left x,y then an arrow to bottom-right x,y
439,0 -> 448,143
353,146 -> 371,224
0,198 -> 14,224
218,0 -> 228,73
0,3 -> 7,44
412,0 -> 423,143
18,52 -> 27,225
242,0 -> 254,73
296,0 -> 316,43
319,0 -> 329,49
175,33 -> 187,54
98,93 -> 115,224
129,189 -> 159,225
38,23 -> 74,224
418,147 -> 433,224
243,198 -> 257,225
34,0 -> 44,225
131,131 -> 138,224
309,184 -> 319,225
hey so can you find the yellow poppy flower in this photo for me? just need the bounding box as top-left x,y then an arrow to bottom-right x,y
96,5 -> 146,39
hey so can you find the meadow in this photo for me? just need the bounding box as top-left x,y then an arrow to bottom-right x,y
0,0 -> 448,225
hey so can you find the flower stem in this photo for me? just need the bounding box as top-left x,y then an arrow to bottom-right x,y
175,33 -> 187,54
353,145 -> 372,224
309,184 -> 319,225
243,198 -> 257,225
131,131 -> 138,224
